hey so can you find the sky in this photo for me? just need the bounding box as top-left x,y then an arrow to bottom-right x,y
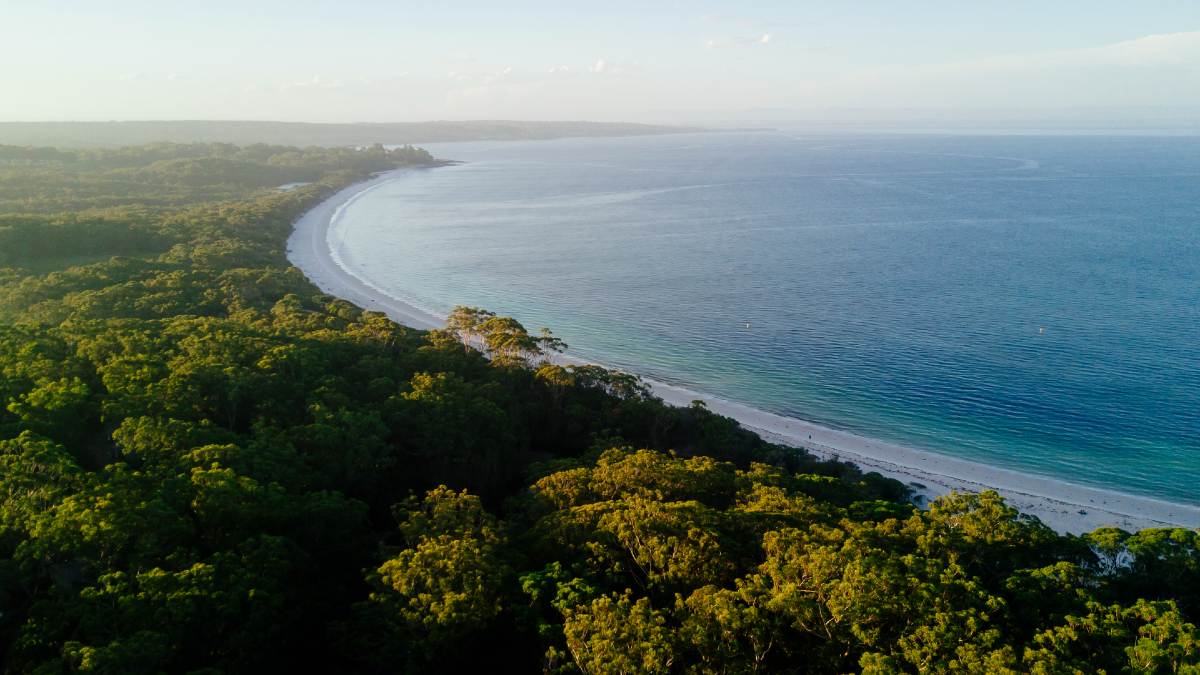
2,0 -> 1199,124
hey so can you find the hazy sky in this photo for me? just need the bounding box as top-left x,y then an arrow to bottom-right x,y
3,1 -> 1199,123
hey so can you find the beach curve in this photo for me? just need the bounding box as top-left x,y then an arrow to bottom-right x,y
287,170 -> 1200,535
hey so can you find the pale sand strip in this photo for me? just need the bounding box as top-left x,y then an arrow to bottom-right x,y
288,170 -> 1200,535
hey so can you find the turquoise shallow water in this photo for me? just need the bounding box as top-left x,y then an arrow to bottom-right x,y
330,132 -> 1200,505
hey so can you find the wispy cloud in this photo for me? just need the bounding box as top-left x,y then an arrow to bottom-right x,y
587,58 -> 640,76
479,66 -> 515,85
280,74 -> 344,90
702,11 -> 777,49
882,30 -> 1200,77
444,78 -> 550,116
705,32 -> 773,49
118,72 -> 187,83
784,30 -> 1200,109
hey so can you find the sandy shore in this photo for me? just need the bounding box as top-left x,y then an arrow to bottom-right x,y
288,171 -> 1200,535
288,171 -> 444,331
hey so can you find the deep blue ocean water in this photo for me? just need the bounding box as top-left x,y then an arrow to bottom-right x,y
332,132 -> 1200,504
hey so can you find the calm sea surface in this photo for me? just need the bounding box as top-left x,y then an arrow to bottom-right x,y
332,132 -> 1200,504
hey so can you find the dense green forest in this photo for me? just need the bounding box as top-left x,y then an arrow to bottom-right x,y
0,142 -> 1196,674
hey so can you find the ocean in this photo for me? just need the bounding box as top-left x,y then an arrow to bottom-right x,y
328,131 -> 1200,505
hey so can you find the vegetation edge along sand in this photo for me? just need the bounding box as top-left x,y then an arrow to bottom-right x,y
288,168 -> 1200,535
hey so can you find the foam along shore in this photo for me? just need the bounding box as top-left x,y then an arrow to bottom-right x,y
288,171 -> 1200,535
288,170 -> 444,331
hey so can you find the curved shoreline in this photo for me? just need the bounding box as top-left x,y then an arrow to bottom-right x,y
287,169 -> 1200,534
287,171 -> 444,331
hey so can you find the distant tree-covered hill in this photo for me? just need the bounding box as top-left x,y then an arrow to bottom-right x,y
0,120 -> 702,148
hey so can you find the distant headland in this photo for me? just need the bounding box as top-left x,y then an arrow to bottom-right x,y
0,119 -> 709,148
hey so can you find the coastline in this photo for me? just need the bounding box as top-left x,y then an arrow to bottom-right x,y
288,170 -> 445,331
288,170 -> 1200,535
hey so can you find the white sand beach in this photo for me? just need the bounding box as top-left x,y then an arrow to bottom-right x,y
288,171 -> 1200,535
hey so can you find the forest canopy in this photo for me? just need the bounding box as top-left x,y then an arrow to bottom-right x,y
0,142 -> 1196,673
